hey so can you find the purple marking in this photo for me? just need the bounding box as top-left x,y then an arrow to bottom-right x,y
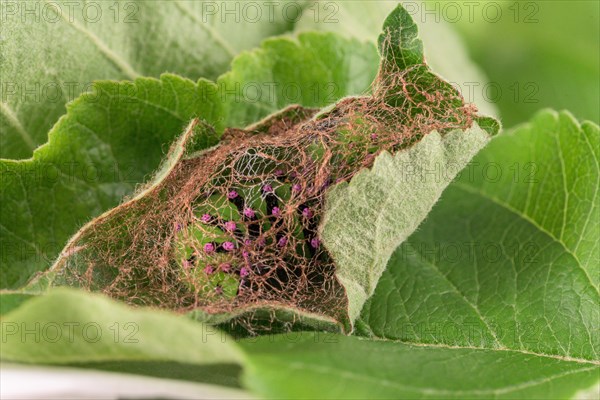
310,238 -> 320,249
244,239 -> 252,246
203,243 -> 215,253
292,184 -> 301,192
224,221 -> 237,232
370,133 -> 378,140
257,238 -> 266,247
278,237 -> 288,247
242,250 -> 250,258
302,207 -> 313,218
200,214 -> 211,223
243,207 -> 255,219
227,190 -> 239,200
272,206 -> 281,217
274,169 -> 284,177
220,263 -> 231,273
240,266 -> 250,277
263,184 -> 274,193
222,241 -> 235,251
204,265 -> 215,274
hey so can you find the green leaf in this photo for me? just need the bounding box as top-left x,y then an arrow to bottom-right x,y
321,128 -> 490,322
0,292 -> 36,316
0,0 -> 307,159
237,112 -> 599,399
0,288 -> 248,390
342,110 -> 599,396
240,333 -> 599,399
0,288 -> 243,365
453,0 -> 599,125
220,33 -> 378,127
358,110 -> 599,355
0,33 -> 379,289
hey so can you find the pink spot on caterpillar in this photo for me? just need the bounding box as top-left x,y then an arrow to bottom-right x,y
222,241 -> 235,251
204,265 -> 215,274
203,243 -> 215,253
243,208 -> 255,219
240,266 -> 250,277
272,206 -> 281,217
219,263 -> 231,273
227,190 -> 239,199
201,214 -> 211,223
224,221 -> 236,232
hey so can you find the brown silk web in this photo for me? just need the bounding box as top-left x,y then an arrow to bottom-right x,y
56,37 -> 477,328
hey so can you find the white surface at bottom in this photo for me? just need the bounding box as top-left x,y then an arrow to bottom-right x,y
1,363 -> 255,400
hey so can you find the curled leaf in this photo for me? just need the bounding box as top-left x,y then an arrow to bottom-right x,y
40,5 -> 498,332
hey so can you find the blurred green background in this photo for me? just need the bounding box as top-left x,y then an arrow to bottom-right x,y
448,0 -> 599,126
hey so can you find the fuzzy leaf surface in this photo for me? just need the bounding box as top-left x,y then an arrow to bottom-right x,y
321,128 -> 489,322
